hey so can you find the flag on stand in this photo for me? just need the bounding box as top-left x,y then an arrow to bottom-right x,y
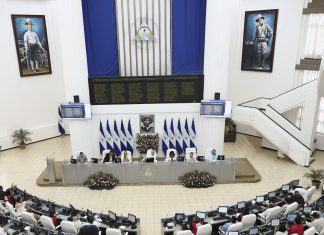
190,118 -> 196,149
162,119 -> 169,156
169,118 -> 176,149
58,107 -> 65,135
99,120 -> 106,154
105,120 -> 114,151
119,120 -> 128,151
126,119 -> 133,153
182,118 -> 190,152
175,118 -> 183,154
113,120 -> 121,156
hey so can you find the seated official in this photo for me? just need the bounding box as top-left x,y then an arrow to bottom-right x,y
169,151 -> 176,162
78,216 -> 100,235
187,152 -> 196,162
220,216 -> 237,232
77,152 -> 88,164
275,224 -> 288,235
144,149 -> 156,162
306,212 -> 324,233
103,150 -> 116,163
0,186 -> 4,201
121,151 -> 130,163
285,191 -> 304,206
191,216 -> 204,235
209,149 -> 217,161
288,215 -> 304,235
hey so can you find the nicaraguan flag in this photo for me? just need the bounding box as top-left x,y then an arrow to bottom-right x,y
105,120 -> 114,151
169,118 -> 176,149
189,118 -> 197,150
182,118 -> 190,151
99,120 -> 106,154
113,120 -> 121,156
119,120 -> 128,151
162,119 -> 169,156
58,107 -> 65,135
126,119 -> 133,153
175,118 -> 183,154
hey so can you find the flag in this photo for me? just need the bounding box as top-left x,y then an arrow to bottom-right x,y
113,120 -> 121,156
184,118 -> 190,136
175,118 -> 183,154
58,107 -> 65,135
119,120 -> 128,151
99,120 -> 106,154
105,120 -> 114,151
126,119 -> 133,153
191,118 -> 196,138
169,118 -> 176,150
182,118 -> 190,153
162,119 -> 169,156
189,139 -> 196,149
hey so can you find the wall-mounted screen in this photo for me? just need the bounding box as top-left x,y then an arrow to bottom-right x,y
200,100 -> 232,117
60,103 -> 91,120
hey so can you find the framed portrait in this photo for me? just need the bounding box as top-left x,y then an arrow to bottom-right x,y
241,9 -> 278,72
11,14 -> 52,77
140,115 -> 155,134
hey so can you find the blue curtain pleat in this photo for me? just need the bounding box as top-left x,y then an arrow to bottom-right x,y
172,0 -> 207,75
81,0 -> 119,77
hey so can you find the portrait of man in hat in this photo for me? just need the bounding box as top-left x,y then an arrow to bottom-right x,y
140,115 -> 155,133
11,15 -> 52,77
241,10 -> 278,72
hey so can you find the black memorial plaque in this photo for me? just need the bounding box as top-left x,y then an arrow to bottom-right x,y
88,75 -> 204,105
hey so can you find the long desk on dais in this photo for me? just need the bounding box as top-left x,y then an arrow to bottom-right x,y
61,160 -> 236,185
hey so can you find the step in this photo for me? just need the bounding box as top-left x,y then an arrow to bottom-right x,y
307,2 -> 324,7
300,58 -> 322,65
303,7 -> 324,14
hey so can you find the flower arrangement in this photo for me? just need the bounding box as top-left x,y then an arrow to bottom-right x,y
84,172 -> 119,190
179,170 -> 216,188
135,133 -> 159,154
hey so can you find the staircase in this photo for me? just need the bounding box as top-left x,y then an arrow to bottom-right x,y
233,79 -> 319,167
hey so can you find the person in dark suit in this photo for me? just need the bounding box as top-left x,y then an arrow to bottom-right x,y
285,191 -> 304,206
103,150 -> 115,163
0,186 -> 4,201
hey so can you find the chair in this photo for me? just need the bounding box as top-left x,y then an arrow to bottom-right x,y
304,186 -> 316,203
106,228 -> 123,235
283,202 -> 298,216
102,149 -> 111,159
304,226 -> 316,235
259,206 -> 282,224
121,150 -> 132,163
0,202 -> 8,214
241,214 -> 256,231
165,148 -> 177,162
79,224 -> 100,235
227,222 -> 243,234
61,220 -> 78,235
176,230 -> 193,235
319,226 -> 324,235
197,223 -> 212,235
21,211 -> 37,225
185,147 -> 197,161
5,201 -> 18,218
40,215 -> 60,233
145,149 -> 157,162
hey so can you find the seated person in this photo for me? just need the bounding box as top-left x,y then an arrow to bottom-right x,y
209,149 -> 217,161
121,151 -> 130,163
0,186 -> 4,201
14,196 -> 25,213
144,149 -> 156,162
306,212 -> 324,233
259,202 -> 275,219
77,152 -> 88,164
288,215 -> 304,235
169,151 -> 176,162
4,189 -> 15,205
188,152 -> 196,162
49,208 -> 61,227
275,224 -> 288,235
220,216 -> 237,232
103,150 -> 116,163
78,216 -> 100,235
285,191 -> 304,206
191,216 -> 204,235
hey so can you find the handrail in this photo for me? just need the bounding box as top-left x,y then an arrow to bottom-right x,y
271,78 -> 318,100
238,97 -> 271,107
267,105 -> 301,131
236,106 -> 310,151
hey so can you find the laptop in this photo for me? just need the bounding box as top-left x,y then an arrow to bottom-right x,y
91,158 -> 98,163
217,155 -> 225,160
146,158 -> 154,163
70,159 -> 77,164
114,158 -> 121,163
197,156 -> 205,161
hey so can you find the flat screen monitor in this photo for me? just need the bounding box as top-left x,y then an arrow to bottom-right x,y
200,100 -> 232,117
287,214 -> 297,222
196,211 -> 207,219
249,227 -> 259,235
282,184 -> 290,191
271,219 -> 280,226
114,158 -> 121,163
108,211 -> 116,221
237,201 -> 245,209
60,103 -> 85,118
291,179 -> 299,186
268,192 -> 276,198
217,155 -> 225,160
175,213 -> 185,222
218,206 -> 228,214
229,232 -> 239,235
177,156 -> 185,162
146,157 -> 154,163
91,158 -> 98,164
256,196 -> 265,203
304,206 -> 312,213
128,213 -> 136,223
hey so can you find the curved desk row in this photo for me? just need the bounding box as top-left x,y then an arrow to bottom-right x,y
61,160 -> 236,185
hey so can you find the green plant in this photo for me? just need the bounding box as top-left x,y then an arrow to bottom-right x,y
11,129 -> 32,148
303,168 -> 324,182
225,118 -> 236,133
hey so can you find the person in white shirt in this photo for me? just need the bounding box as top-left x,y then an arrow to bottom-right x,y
306,212 -> 324,233
23,18 -> 45,72
209,149 -> 217,161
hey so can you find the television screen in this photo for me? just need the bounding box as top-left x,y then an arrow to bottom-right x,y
200,100 -> 232,117
60,103 -> 91,119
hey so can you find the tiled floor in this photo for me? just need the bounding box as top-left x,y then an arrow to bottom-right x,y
0,134 -> 323,235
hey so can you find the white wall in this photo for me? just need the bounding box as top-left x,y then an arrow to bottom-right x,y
0,0 -> 66,150
227,0 -> 305,105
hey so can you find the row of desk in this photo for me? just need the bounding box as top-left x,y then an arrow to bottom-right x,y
160,180 -> 323,235
2,186 -> 141,235
61,159 -> 236,185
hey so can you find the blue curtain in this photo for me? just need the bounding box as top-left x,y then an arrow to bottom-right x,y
172,0 -> 207,75
82,0 -> 119,77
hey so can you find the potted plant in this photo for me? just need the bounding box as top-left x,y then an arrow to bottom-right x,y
135,133 -> 159,156
224,118 -> 236,142
11,129 -> 32,149
303,168 -> 324,189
